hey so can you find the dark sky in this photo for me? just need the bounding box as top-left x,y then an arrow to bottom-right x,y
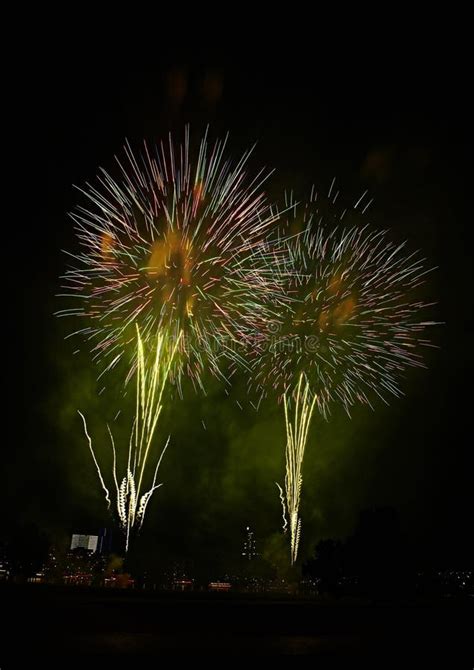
9,52 -> 473,570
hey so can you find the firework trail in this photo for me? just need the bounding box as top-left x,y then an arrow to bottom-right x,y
57,128 -> 280,393
79,325 -> 181,551
276,373 -> 316,563
256,188 -> 438,562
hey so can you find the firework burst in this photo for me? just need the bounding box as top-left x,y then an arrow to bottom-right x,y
58,128 -> 279,392
255,188 -> 437,417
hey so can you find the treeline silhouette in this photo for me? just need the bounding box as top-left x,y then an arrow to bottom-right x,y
303,507 -> 472,599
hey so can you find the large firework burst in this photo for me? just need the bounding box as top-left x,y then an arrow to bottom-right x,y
58,128 -> 279,392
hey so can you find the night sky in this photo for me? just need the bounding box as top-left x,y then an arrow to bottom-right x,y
9,53 -> 472,573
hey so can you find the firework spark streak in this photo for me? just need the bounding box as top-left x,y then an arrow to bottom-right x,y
57,128 -> 280,392
78,410 -> 111,509
276,374 -> 316,564
79,326 -> 181,551
275,482 -> 288,534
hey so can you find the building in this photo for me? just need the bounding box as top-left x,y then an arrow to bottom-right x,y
70,534 -> 98,552
0,558 -> 10,581
241,526 -> 258,560
208,581 -> 231,592
97,528 -> 113,554
172,578 -> 194,592
104,573 -> 135,589
63,546 -> 106,586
